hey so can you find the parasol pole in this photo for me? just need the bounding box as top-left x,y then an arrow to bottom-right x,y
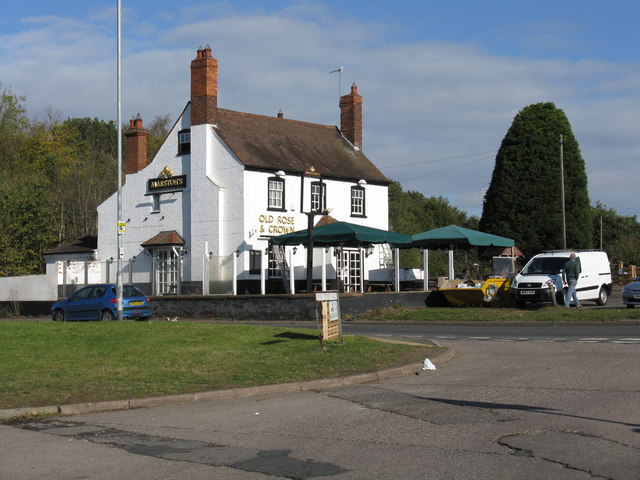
423,249 -> 429,291
448,247 -> 454,280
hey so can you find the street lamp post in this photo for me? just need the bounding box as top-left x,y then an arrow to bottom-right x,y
116,0 -> 123,321
305,212 -> 315,293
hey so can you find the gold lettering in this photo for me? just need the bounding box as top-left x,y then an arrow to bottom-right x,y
277,216 -> 294,224
149,175 -> 186,190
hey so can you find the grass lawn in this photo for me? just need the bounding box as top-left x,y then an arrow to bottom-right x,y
353,305 -> 640,323
0,321 -> 437,409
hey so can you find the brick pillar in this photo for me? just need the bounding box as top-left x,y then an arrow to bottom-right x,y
190,45 -> 218,126
340,83 -> 363,149
124,114 -> 148,175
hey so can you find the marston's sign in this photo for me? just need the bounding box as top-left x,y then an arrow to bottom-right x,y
147,175 -> 187,194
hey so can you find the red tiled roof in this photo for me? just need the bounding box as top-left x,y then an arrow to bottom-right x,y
141,231 -> 185,247
214,108 -> 389,184
315,215 -> 339,227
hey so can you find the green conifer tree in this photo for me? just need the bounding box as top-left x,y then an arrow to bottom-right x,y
480,102 -> 592,255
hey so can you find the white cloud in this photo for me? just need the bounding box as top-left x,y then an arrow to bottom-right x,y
1,5 -> 638,219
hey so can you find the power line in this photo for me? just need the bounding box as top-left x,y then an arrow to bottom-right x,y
397,154 -> 495,184
383,149 -> 496,169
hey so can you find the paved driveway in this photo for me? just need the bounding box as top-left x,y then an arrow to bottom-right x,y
2,339 -> 638,479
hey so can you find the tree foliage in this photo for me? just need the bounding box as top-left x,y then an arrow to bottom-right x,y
480,102 -> 592,256
591,202 -> 640,266
0,105 -> 175,275
2,84 -> 639,278
0,172 -> 57,275
0,85 -> 124,275
146,114 -> 171,161
0,84 -> 30,172
388,181 -> 479,275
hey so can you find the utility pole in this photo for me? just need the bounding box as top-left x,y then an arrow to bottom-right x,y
560,134 -> 567,250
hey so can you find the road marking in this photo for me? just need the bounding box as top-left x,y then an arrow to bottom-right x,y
417,335 -> 640,344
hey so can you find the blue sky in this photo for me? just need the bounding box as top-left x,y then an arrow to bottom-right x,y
1,1 -> 639,221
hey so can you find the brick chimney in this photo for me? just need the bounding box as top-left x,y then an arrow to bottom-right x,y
339,83 -> 363,149
124,114 -> 148,174
190,45 -> 218,126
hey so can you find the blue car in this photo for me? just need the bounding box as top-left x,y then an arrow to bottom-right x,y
622,278 -> 640,308
51,284 -> 152,322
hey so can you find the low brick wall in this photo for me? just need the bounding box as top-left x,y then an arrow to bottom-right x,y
4,291 -> 433,321
152,291 -> 430,321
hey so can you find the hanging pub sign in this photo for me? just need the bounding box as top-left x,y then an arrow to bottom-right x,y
147,166 -> 187,194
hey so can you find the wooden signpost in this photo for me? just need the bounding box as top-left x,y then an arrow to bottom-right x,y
314,291 -> 342,342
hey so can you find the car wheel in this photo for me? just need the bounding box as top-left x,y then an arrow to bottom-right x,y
626,304 -> 634,309
595,286 -> 608,306
53,309 -> 66,322
100,310 -> 115,322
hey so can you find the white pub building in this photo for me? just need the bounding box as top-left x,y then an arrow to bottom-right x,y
97,46 -> 394,295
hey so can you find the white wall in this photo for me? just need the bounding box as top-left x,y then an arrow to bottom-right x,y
96,105 -> 390,290
0,274 -> 57,301
241,170 -> 390,283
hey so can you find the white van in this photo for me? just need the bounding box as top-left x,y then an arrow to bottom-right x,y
511,251 -> 612,307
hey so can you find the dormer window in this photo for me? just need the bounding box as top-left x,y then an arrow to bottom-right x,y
178,129 -> 191,155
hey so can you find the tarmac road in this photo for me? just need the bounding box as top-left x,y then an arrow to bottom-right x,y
2,337 -> 638,479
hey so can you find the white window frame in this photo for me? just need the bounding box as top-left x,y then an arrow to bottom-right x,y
267,248 -> 281,278
178,129 -> 191,155
155,249 -> 179,295
337,249 -> 362,292
310,181 -> 326,212
268,177 -> 285,210
350,186 -> 365,217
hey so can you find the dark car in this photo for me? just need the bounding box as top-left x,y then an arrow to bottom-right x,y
622,278 -> 640,308
51,284 -> 152,321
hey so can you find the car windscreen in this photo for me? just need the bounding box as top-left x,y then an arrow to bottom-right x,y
521,257 -> 570,275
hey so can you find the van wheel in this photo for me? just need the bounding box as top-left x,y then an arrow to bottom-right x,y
556,290 -> 566,305
596,286 -> 608,306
